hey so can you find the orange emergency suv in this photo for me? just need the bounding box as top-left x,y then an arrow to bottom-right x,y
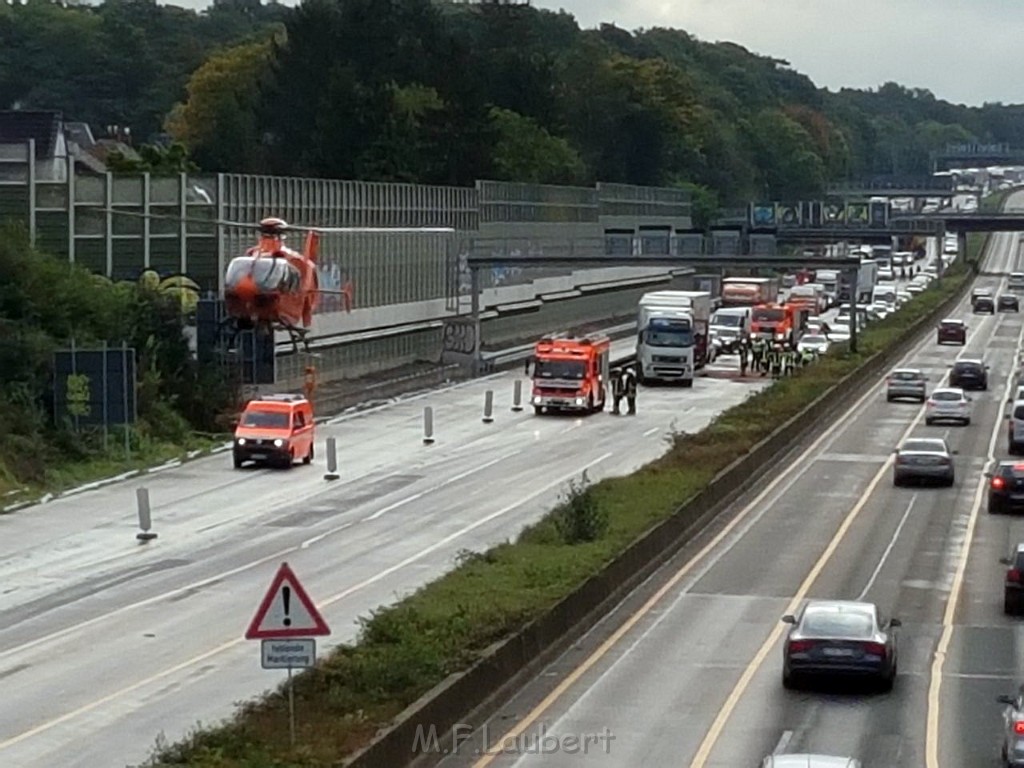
530,333 -> 610,415
233,394 -> 315,469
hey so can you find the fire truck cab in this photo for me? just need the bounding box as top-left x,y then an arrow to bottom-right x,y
751,303 -> 809,347
530,333 -> 611,415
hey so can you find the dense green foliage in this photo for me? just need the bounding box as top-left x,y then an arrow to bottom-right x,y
4,0 -> 1023,205
0,227 -> 231,497
0,0 -> 287,141
146,214 -> 986,768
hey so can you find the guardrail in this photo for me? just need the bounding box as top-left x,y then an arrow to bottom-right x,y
479,321 -> 637,371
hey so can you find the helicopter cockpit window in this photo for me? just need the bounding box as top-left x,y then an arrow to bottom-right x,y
254,259 -> 300,292
225,257 -> 256,288
225,257 -> 301,293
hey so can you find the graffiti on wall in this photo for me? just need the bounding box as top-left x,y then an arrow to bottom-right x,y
457,246 -> 529,295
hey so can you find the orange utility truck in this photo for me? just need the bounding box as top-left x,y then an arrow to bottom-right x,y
530,333 -> 610,415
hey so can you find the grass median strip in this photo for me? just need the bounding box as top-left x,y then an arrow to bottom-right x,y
147,256 -> 976,767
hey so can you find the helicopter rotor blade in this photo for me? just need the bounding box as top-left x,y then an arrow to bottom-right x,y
80,207 -> 455,235
78,206 -> 256,230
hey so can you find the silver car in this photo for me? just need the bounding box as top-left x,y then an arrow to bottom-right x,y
924,387 -> 972,426
781,600 -> 900,691
893,437 -> 956,486
997,684 -> 1024,767
886,368 -> 927,402
762,757 -> 861,768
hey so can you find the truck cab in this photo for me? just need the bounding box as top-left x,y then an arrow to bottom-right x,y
751,303 -> 808,347
710,307 -> 752,354
636,291 -> 712,387
530,333 -> 610,414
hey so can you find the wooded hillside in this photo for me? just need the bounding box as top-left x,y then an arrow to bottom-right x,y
4,0 -> 1020,219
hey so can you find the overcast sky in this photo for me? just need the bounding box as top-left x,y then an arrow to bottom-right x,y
531,0 -> 1024,106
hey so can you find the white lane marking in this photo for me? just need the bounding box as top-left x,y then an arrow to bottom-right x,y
926,244 -> 1024,768
0,448 -> 520,661
362,451 -> 516,522
302,522 -> 352,549
0,452 -> 615,753
772,730 -> 794,755
856,493 -> 918,601
643,427 -> 660,437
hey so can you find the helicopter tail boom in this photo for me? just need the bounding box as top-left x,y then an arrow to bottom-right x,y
304,231 -> 319,263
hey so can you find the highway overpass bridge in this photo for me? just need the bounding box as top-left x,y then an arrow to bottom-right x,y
931,142 -> 1024,171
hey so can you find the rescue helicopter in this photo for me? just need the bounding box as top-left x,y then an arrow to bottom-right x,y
221,216 -> 353,352
91,207 -> 354,353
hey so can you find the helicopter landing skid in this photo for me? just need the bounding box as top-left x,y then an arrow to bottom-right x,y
280,323 -> 311,354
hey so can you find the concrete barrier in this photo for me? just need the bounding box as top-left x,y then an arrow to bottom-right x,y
343,263 -> 979,768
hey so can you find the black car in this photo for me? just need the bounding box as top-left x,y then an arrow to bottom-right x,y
1001,294 -> 1021,312
988,461 -> 1024,514
949,359 -> 988,390
1000,544 -> 1024,614
974,296 -> 996,314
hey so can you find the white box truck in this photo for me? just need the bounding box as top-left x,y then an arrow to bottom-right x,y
814,269 -> 841,306
710,307 -> 752,354
839,261 -> 877,304
636,291 -> 712,387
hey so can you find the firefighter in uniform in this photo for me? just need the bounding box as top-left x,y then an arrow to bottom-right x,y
738,339 -> 749,377
770,344 -> 783,378
623,367 -> 638,415
610,368 -> 624,415
753,338 -> 766,376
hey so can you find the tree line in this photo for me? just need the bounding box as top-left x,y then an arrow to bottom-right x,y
5,0 -> 1023,221
0,226 -> 231,489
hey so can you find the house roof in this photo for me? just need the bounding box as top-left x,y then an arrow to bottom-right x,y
64,121 -> 95,150
0,110 -> 62,158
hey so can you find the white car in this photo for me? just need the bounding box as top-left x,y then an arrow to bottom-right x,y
897,290 -> 912,305
925,387 -> 972,426
878,268 -> 895,282
797,334 -> 830,355
829,319 -> 853,342
870,302 -> 892,319
906,283 -> 925,295
762,756 -> 860,767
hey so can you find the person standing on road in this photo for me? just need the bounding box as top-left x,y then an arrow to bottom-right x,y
623,367 -> 638,415
610,368 -> 624,415
739,340 -> 749,377
770,345 -> 783,378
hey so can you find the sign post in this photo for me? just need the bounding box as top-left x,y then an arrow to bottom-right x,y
245,562 -> 331,747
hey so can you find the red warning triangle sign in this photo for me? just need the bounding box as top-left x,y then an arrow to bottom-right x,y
245,562 -> 331,639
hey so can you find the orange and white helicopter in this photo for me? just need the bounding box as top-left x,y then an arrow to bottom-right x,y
222,216 -> 353,351
92,207 -> 355,352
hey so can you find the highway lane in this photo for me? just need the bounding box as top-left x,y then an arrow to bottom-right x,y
430,229 -> 1018,768
0,339 -> 772,767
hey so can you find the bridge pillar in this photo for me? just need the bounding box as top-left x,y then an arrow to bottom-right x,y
958,231 -> 968,269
